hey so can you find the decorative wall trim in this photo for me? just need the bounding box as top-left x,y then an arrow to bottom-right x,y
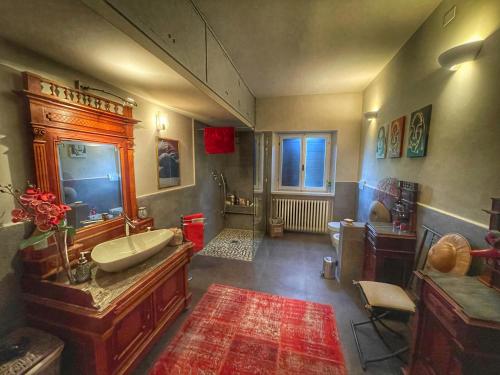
360,182 -> 489,229
416,202 -> 488,230
137,184 -> 196,199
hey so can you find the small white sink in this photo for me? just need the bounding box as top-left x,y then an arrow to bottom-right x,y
91,229 -> 174,272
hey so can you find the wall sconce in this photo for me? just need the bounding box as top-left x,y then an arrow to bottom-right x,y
156,112 -> 168,131
363,111 -> 378,121
438,40 -> 483,71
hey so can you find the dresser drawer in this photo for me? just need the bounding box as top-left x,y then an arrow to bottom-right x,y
423,284 -> 458,338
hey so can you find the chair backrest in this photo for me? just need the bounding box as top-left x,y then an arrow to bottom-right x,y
406,225 -> 443,290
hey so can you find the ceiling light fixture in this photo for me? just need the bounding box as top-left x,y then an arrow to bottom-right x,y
78,83 -> 138,107
438,40 -> 483,71
363,111 -> 378,120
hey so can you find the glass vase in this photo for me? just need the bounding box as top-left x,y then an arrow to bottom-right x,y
55,229 -> 76,284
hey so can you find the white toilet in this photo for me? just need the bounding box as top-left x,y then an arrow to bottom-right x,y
327,221 -> 341,249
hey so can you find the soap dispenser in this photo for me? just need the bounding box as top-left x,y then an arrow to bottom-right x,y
75,252 -> 91,283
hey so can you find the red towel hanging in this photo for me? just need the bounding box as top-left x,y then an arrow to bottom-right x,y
204,127 -> 235,154
182,213 -> 205,252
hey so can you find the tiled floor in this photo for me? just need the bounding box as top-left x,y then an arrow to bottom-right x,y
198,228 -> 256,261
133,233 -> 407,375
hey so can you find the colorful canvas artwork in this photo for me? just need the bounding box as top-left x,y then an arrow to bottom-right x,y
407,105 -> 432,158
157,138 -> 180,188
376,124 -> 387,159
388,116 -> 406,158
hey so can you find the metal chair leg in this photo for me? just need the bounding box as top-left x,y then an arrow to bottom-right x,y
350,313 -> 408,371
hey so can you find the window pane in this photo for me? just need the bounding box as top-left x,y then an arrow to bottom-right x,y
304,138 -> 326,188
281,138 -> 301,187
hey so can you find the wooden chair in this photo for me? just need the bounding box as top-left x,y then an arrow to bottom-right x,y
350,225 -> 441,370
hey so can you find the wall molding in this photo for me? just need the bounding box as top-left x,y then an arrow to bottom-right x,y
361,182 -> 489,230
137,183 -> 196,199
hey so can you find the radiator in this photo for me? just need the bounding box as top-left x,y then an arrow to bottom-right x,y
272,198 -> 331,233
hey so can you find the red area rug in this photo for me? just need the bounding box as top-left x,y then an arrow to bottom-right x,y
151,284 -> 346,374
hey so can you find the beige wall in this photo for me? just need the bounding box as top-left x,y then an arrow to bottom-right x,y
359,0 -> 500,226
256,93 -> 362,182
0,38 -> 195,226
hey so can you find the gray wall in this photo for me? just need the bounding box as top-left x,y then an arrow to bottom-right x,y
256,93 -> 362,183
137,122 -> 228,242
357,0 -> 500,273
359,0 -> 500,227
223,131 -> 254,230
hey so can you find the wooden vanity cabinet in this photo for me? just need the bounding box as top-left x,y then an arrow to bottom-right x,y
22,243 -> 193,375
363,222 -> 417,287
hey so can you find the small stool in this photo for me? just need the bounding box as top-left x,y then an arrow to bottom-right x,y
0,327 -> 64,375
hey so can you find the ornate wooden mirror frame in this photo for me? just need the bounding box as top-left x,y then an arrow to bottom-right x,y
18,72 -> 140,250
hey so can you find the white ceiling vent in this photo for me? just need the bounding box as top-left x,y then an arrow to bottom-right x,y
443,5 -> 457,27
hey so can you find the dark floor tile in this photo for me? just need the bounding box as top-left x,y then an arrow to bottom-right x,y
132,233 -> 408,375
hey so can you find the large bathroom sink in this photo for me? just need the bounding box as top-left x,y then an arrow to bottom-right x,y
91,229 -> 174,272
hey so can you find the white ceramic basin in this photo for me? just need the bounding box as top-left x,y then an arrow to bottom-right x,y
91,229 -> 174,272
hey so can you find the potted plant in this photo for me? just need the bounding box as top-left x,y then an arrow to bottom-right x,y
0,183 -> 76,283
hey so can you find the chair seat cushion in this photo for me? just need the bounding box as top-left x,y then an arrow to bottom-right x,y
358,281 -> 416,313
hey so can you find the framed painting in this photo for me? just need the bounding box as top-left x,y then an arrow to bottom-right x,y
157,137 -> 180,188
407,105 -> 432,158
376,124 -> 387,159
388,116 -> 405,158
68,143 -> 87,158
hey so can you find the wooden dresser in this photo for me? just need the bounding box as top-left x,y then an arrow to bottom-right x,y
363,222 -> 417,287
409,271 -> 500,375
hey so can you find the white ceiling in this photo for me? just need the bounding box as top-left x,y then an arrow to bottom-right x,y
0,0 -> 441,121
0,0 -> 241,125
194,0 -> 441,97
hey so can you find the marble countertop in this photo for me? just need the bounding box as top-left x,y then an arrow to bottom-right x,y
424,270 -> 500,323
368,221 -> 416,238
69,243 -> 190,311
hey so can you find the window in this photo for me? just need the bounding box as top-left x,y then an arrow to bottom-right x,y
277,133 -> 332,192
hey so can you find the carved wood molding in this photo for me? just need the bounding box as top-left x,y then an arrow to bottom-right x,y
18,71 -> 141,252
32,126 -> 47,141
45,111 -> 126,135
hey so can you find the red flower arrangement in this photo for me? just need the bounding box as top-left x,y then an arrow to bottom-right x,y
0,183 -> 73,249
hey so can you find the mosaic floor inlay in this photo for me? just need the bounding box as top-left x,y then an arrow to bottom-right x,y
199,228 -> 259,262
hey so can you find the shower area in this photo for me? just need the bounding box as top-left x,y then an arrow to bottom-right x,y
195,123 -> 265,262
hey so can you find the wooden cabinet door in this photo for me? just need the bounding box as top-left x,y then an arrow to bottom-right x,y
110,295 -> 154,370
154,269 -> 185,324
207,29 -> 241,109
107,0 -> 206,80
416,309 -> 456,375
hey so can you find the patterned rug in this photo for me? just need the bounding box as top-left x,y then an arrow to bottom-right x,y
198,228 -> 258,262
151,284 -> 346,374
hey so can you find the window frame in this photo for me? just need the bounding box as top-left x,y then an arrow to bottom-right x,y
277,133 -> 331,193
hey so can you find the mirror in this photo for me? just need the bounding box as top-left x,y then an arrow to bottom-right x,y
57,141 -> 123,229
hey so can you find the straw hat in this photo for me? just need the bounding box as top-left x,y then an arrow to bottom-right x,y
426,233 -> 472,276
368,200 -> 391,223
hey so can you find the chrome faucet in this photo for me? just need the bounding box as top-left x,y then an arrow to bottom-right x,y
124,215 -> 136,237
